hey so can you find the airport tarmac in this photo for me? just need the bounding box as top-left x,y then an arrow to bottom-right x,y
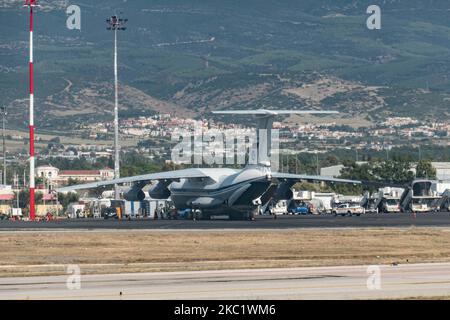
0,212 -> 450,230
1,263 -> 450,300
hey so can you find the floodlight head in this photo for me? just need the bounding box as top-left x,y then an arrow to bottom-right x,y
24,0 -> 38,6
106,14 -> 127,31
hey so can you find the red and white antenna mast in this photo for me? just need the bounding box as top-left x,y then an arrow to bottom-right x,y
24,0 -> 38,220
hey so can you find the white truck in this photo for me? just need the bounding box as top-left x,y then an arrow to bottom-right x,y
332,203 -> 365,216
11,208 -> 23,219
376,187 -> 403,213
67,203 -> 86,219
268,200 -> 288,215
380,197 -> 402,213
410,199 -> 440,213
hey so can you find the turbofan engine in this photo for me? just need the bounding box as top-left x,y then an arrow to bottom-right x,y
148,181 -> 171,199
124,184 -> 146,202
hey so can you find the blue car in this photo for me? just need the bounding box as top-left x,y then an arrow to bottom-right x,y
177,208 -> 202,219
289,204 -> 310,215
177,208 -> 191,219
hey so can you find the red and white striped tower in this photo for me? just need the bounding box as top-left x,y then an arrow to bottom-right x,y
24,0 -> 37,220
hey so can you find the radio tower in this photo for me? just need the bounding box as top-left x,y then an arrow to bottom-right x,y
24,0 -> 38,220
107,14 -> 127,200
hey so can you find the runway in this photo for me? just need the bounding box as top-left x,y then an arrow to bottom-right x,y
1,212 -> 450,230
1,263 -> 450,300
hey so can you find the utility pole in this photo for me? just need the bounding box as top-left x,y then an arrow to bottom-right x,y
107,14 -> 127,200
1,105 -> 6,185
317,152 -> 320,175
24,0 -> 38,220
14,172 -> 19,209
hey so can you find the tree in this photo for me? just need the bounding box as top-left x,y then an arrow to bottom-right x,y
67,178 -> 80,186
372,160 -> 415,184
58,192 -> 79,211
340,161 -> 377,182
416,160 -> 436,179
17,190 -> 44,209
339,160 -> 415,188
35,176 -> 44,186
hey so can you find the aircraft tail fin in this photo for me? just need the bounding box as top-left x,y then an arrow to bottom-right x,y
212,109 -> 340,169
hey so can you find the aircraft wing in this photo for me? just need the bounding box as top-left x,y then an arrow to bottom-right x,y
56,169 -> 212,193
271,172 -> 361,185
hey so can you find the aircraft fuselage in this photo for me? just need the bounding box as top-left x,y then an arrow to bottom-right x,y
168,165 -> 272,216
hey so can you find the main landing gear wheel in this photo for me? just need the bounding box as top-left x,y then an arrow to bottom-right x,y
191,209 -> 202,221
249,208 -> 258,221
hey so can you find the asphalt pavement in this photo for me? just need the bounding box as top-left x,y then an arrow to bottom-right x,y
0,212 -> 450,230
2,263 -> 450,300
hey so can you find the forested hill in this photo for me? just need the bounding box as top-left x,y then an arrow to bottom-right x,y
1,0 -> 450,130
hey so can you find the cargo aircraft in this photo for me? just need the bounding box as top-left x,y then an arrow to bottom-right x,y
58,110 -> 361,219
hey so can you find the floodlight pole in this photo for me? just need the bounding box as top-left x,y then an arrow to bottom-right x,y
1,106 -> 6,185
107,15 -> 126,200
113,27 -> 120,200
24,0 -> 37,220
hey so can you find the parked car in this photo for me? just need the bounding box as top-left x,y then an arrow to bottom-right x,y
177,208 -> 191,219
332,203 -> 365,216
103,207 -> 118,219
289,202 -> 310,215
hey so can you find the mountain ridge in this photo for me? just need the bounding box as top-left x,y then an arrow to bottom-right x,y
1,0 -> 450,130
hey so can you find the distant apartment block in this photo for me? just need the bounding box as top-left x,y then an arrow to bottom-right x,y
36,165 -> 114,187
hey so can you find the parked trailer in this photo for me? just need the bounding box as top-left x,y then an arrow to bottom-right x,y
87,198 -> 111,219
67,203 -> 87,219
361,191 -> 380,213
125,201 -> 145,218
400,180 -> 442,213
142,199 -> 170,219
293,190 -> 336,214
376,187 -> 404,213
311,193 -> 336,214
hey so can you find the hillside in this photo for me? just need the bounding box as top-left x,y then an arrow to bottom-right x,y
1,0 -> 450,131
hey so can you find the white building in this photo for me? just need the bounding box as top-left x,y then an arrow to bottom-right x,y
36,165 -> 60,180
431,162 -> 450,181
36,165 -> 114,187
320,162 -> 450,182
